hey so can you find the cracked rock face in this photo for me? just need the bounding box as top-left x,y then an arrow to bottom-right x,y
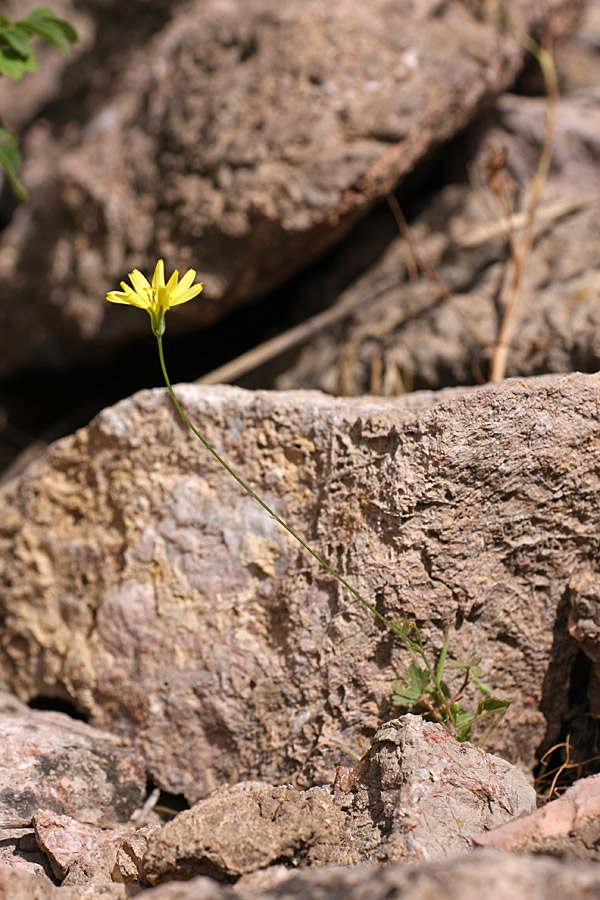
0,373 -> 598,799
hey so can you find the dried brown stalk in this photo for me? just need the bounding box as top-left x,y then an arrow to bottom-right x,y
489,24 -> 559,381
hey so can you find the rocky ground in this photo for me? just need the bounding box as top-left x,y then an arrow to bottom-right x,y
1,1 -> 600,897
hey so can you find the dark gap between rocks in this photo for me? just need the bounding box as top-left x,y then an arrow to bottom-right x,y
150,787 -> 190,821
535,650 -> 600,797
28,695 -> 89,722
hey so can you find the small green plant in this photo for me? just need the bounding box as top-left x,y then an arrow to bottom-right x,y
0,7 -> 78,198
107,261 -> 510,748
391,621 -> 510,745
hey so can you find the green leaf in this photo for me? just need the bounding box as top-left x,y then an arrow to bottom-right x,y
392,664 -> 431,706
0,46 -> 38,79
21,8 -> 78,54
477,696 -> 511,716
471,676 -> 492,696
0,130 -> 27,199
0,26 -> 34,60
21,21 -> 69,54
438,679 -> 450,697
455,722 -> 473,742
0,126 -> 16,143
448,703 -> 474,742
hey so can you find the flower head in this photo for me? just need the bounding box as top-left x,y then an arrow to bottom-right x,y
106,259 -> 203,336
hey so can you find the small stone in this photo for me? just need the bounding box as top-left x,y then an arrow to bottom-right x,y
334,715 -> 536,862
140,783 -> 345,885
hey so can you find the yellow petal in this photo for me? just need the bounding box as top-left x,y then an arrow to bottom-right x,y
168,283 -> 204,306
129,269 -> 151,296
106,290 -> 133,305
173,268 -> 196,296
171,269 -> 200,303
165,269 -> 179,294
152,259 -> 165,290
155,285 -> 172,311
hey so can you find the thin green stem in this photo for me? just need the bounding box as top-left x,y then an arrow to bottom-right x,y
434,625 -> 450,689
477,709 -> 507,749
156,334 -> 397,633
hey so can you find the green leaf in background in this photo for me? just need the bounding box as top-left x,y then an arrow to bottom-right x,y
392,664 -> 431,706
0,45 -> 38,80
0,126 -> 27,199
477,697 -> 511,716
0,8 -> 78,81
0,8 -> 78,198
21,7 -> 78,56
1,25 -> 34,60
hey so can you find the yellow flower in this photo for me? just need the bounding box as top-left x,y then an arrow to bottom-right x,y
106,259 -> 203,336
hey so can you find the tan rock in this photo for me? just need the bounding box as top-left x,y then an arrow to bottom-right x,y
474,773 -> 600,858
0,374 -> 598,797
334,716 -> 535,863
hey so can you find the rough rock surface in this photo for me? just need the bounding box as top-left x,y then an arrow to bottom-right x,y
0,863 -> 128,900
334,716 -> 535,863
4,850 -> 600,899
474,773 -> 600,859
0,374 -> 597,798
0,827 -> 54,881
0,693 -> 146,826
140,783 -> 345,885
32,809 -> 132,884
35,716 -> 531,888
0,0 -> 583,375
276,87 -> 600,394
113,824 -> 161,884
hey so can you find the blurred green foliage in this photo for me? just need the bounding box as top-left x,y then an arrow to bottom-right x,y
0,7 -> 78,198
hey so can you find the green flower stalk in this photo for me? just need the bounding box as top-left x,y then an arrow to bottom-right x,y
107,260 -> 511,745
107,260 -> 395,632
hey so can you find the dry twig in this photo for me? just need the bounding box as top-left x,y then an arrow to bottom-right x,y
489,16 -> 559,381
